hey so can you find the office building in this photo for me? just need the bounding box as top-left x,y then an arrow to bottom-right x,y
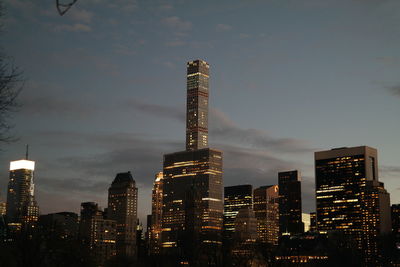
315,146 -> 391,264
6,154 -> 39,231
278,170 -> 304,235
161,60 -> 223,265
309,212 -> 317,232
231,207 -> 257,260
253,185 -> 279,245
149,172 -> 163,255
392,204 -> 400,235
0,202 -> 6,216
224,185 -> 253,239
38,212 -> 79,239
107,172 -> 138,259
79,202 -> 116,267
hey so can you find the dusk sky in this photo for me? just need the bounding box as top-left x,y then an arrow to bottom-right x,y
1,0 -> 399,223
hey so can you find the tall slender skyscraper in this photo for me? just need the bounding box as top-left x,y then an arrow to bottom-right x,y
6,151 -> 39,231
186,60 -> 209,151
161,60 -> 223,265
253,185 -> 279,245
108,172 -> 138,259
150,172 -> 163,255
315,146 -> 391,264
278,170 -> 304,236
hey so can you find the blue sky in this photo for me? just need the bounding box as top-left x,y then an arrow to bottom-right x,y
0,0 -> 399,222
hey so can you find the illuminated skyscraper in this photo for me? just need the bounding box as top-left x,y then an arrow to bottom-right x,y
315,146 -> 391,264
149,172 -> 163,255
253,185 -> 279,245
278,170 -> 304,236
161,60 -> 223,265
392,204 -> 400,235
186,60 -> 209,151
6,153 -> 39,231
223,185 -> 253,239
108,172 -> 138,259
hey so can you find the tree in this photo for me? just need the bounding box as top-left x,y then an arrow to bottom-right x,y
0,2 -> 23,143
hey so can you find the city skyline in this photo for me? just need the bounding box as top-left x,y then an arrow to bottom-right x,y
0,0 -> 400,226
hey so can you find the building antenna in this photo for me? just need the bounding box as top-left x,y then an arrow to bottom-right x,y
25,144 -> 29,160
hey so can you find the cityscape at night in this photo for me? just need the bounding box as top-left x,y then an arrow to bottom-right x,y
0,0 -> 400,266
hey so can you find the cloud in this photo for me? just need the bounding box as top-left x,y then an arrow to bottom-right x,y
126,99 -> 185,122
163,16 -> 192,32
215,24 -> 232,32
55,23 -> 92,32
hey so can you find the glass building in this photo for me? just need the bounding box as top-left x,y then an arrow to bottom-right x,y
224,185 -> 253,240
278,170 -> 304,236
161,60 -> 223,265
315,146 -> 391,264
253,185 -> 279,245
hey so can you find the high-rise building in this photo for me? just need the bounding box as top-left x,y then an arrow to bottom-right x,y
107,172 -> 138,259
0,202 -> 6,216
315,146 -> 391,264
309,212 -> 317,232
392,204 -> 400,235
79,202 -> 116,266
149,172 -> 163,255
186,60 -> 209,151
278,170 -> 304,236
231,207 -> 257,259
253,185 -> 279,245
224,185 -> 253,240
161,60 -> 223,265
6,154 -> 39,231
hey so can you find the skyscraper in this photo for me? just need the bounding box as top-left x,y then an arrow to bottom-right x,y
392,204 -> 400,235
149,172 -> 163,255
315,146 -> 391,264
253,185 -> 279,245
223,185 -> 253,240
6,154 -> 39,231
107,172 -> 138,259
161,60 -> 223,265
278,170 -> 304,236
186,60 -> 209,151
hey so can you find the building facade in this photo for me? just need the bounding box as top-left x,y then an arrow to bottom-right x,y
278,170 -> 304,236
149,172 -> 163,255
79,202 -> 116,267
39,212 -> 79,240
253,185 -> 279,245
224,185 -> 253,240
6,158 -> 39,231
107,172 -> 138,259
315,146 -> 391,264
161,60 -> 223,265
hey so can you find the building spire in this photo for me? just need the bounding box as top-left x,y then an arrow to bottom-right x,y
25,144 -> 29,160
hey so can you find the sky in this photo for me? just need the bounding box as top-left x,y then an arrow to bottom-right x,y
0,0 -> 399,223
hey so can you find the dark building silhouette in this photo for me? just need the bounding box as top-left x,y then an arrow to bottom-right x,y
79,202 -> 116,266
107,172 -> 138,259
253,185 -> 279,245
315,146 -> 391,265
309,212 -> 317,232
278,170 -> 304,236
38,212 -> 78,239
392,204 -> 400,235
224,185 -> 253,239
161,60 -> 223,265
6,157 -> 39,232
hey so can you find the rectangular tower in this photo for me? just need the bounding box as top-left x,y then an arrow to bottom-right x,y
315,146 -> 391,264
6,159 -> 39,231
108,172 -> 138,259
149,172 -> 163,255
162,60 -> 223,265
186,60 -> 209,151
278,170 -> 304,236
223,185 -> 253,240
253,185 -> 279,245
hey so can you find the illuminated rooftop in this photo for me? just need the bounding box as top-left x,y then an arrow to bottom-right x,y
10,160 -> 35,171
